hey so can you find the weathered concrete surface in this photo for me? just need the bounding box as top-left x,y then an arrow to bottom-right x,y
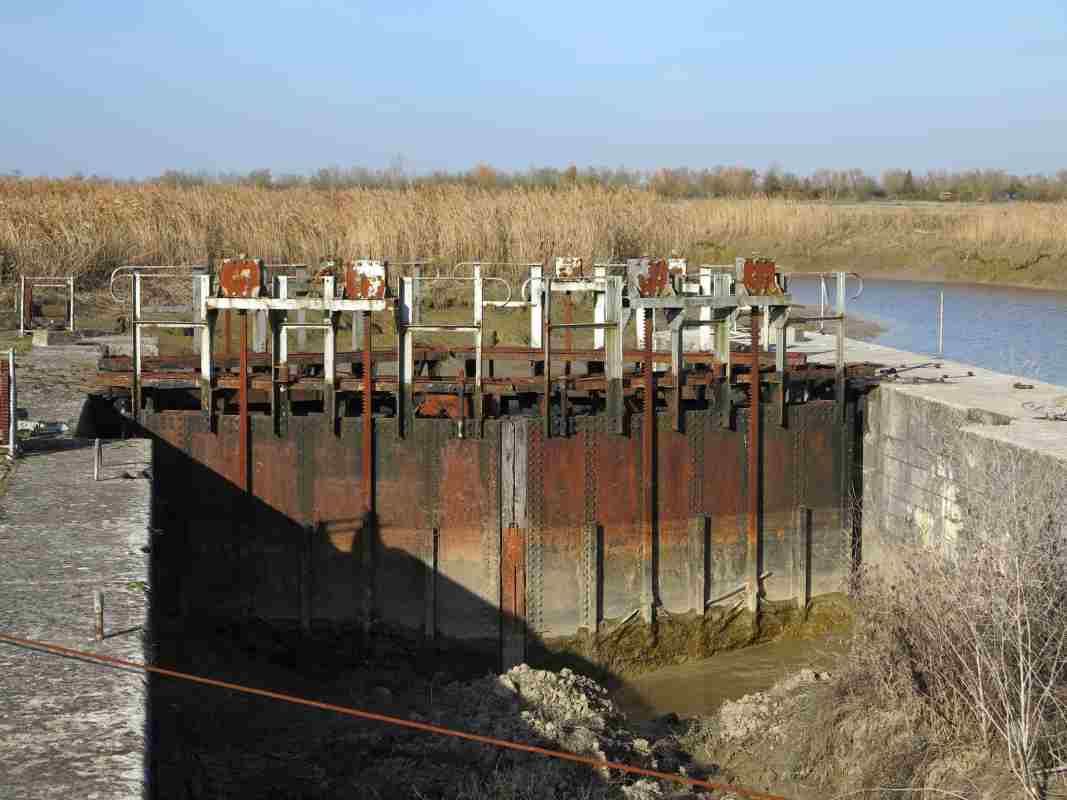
0,438 -> 151,799
795,333 -> 1067,568
14,344 -> 102,430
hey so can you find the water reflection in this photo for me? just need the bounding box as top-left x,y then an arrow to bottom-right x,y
789,277 -> 1067,387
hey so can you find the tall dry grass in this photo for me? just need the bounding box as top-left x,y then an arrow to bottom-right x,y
1,179 -> 1066,289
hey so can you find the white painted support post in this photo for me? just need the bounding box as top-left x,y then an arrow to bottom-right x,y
593,267 -> 607,350
93,438 -> 102,481
411,264 -> 421,325
192,276 -> 202,355
18,276 -> 25,337
604,277 -> 628,434
133,274 -> 143,420
473,265 -> 484,428
761,310 -> 771,352
529,265 -> 543,349
819,276 -> 828,334
254,310 -> 268,353
68,276 -> 75,332
296,309 -> 307,351
397,276 -> 416,436
277,276 -> 289,364
835,272 -> 846,413
699,268 -> 713,350
197,275 -> 213,414
323,276 -> 336,404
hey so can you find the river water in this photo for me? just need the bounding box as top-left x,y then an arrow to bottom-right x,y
787,277 -> 1067,388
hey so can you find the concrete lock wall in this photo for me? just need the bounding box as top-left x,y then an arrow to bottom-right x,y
862,382 -> 1067,569
146,400 -> 856,656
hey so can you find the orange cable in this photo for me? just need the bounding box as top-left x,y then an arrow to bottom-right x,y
0,632 -> 787,800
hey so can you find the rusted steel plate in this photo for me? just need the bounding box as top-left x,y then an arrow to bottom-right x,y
741,258 -> 782,296
436,438 -> 497,641
345,260 -> 388,300
370,418 -> 440,631
761,408 -> 799,602
219,258 -> 265,298
537,434 -> 587,635
655,424 -> 694,613
592,428 -> 642,620
629,258 -> 673,298
417,394 -> 470,420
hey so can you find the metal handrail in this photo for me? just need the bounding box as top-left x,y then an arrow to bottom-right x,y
109,265 -> 207,304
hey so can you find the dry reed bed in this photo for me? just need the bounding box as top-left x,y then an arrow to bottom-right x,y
1,180 -> 1066,286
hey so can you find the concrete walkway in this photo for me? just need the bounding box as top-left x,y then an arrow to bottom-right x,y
794,331 -> 1067,460
0,437 -> 151,799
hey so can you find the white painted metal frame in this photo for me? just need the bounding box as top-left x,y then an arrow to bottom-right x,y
19,275 -> 75,336
397,266 -> 486,438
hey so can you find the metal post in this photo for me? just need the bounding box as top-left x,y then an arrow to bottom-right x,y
604,277 -> 625,434
819,276 -> 828,334
835,272 -> 846,419
19,276 -> 25,337
747,309 -> 761,613
132,274 -> 142,422
397,277 -> 414,437
699,269 -> 713,350
542,279 -> 552,437
197,276 -> 213,417
254,310 -> 268,353
296,309 -> 307,351
93,591 -> 104,640
529,265 -> 543,349
93,438 -> 101,481
323,277 -> 337,431
593,267 -> 606,350
473,266 -> 484,432
68,276 -> 75,332
937,289 -> 944,357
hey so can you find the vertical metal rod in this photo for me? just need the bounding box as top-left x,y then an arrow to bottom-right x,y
542,280 -> 552,437
19,277 -> 25,336
563,293 -> 573,377
68,276 -> 75,332
593,267 -> 607,350
835,273 -> 846,420
239,311 -> 249,492
93,591 -> 104,640
93,438 -> 101,481
937,289 -> 944,357
642,313 -> 655,623
818,276 -> 827,334
748,309 -> 761,613
362,311 -> 373,516
132,274 -> 142,423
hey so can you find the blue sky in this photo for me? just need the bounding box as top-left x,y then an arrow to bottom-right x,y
2,1 -> 1066,177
